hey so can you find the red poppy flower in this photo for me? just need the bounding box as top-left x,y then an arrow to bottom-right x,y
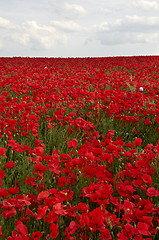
57,176 -> 68,187
20,217 -> 30,223
37,190 -> 50,201
0,170 -> 5,186
80,214 -> 89,227
77,203 -> 90,213
8,187 -> 19,195
31,231 -> 43,240
24,175 -> 37,186
92,147 -> 103,156
140,216 -> 153,226
143,119 -> 151,125
34,162 -> 47,173
0,188 -> 8,198
142,174 -> 153,185
50,223 -> 59,239
133,138 -> 142,146
44,210 -> 59,223
2,207 -> 17,218
7,140 -> 16,147
0,147 -> 7,157
53,203 -> 67,215
36,206 -> 48,220
0,226 -> 4,237
100,229 -> 112,239
67,138 -> 78,149
146,187 -> 159,197
137,222 -> 151,236
4,161 -> 15,169
25,208 -> 35,217
101,152 -> 113,164
67,221 -> 78,234
16,220 -> 28,235
125,143 -> 134,148
124,223 -> 135,239
33,146 -> 44,156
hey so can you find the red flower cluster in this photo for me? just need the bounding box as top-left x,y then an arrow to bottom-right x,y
0,56 -> 159,239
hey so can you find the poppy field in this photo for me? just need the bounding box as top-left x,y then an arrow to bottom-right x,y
0,56 -> 159,239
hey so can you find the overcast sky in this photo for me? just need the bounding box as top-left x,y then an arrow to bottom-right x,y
0,0 -> 159,57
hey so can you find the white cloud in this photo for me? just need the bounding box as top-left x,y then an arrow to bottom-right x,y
12,33 -> 30,46
133,0 -> 159,11
103,15 -> 159,33
125,15 -> 159,25
88,14 -> 159,46
51,20 -> 82,32
64,3 -> 87,19
0,0 -> 159,56
96,32 -> 147,46
0,17 -> 14,29
22,21 -> 57,36
122,15 -> 159,33
92,22 -> 109,32
5,20 -> 69,50
100,8 -> 112,14
143,32 -> 159,43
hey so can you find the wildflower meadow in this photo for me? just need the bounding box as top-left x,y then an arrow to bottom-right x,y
0,56 -> 159,239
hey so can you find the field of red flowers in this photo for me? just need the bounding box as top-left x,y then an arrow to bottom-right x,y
0,56 -> 159,239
